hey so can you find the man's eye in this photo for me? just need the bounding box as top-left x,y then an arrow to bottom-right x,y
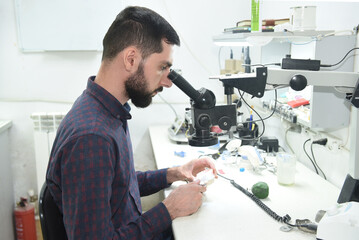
161,65 -> 168,71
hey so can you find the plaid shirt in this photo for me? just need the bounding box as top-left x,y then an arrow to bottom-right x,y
46,77 -> 172,239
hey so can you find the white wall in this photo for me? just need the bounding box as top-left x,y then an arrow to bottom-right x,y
1,0 -> 359,207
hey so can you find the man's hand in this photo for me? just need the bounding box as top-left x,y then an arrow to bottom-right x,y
167,157 -> 217,184
162,180 -> 206,220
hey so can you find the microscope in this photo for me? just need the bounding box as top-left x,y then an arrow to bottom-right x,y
167,67 -> 270,147
167,69 -> 237,147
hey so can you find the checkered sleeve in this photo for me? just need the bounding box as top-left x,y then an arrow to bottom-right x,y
61,134 -> 170,239
136,169 -> 170,196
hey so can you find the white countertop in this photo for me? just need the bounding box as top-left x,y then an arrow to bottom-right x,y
149,125 -> 340,240
0,120 -> 12,134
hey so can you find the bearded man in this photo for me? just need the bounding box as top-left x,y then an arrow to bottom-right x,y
46,6 -> 216,240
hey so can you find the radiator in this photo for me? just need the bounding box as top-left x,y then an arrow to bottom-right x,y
31,112 -> 65,195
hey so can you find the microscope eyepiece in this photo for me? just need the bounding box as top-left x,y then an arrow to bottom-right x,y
167,69 -> 215,109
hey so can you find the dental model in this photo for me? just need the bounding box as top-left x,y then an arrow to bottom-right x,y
195,168 -> 215,185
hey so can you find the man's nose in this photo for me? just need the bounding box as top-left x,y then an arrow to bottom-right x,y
161,70 -> 173,88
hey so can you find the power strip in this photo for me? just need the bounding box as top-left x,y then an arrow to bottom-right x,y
262,100 -> 297,123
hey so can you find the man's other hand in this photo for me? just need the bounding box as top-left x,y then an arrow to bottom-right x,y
162,180 -> 206,220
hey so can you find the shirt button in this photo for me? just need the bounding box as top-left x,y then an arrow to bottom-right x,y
116,115 -> 120,119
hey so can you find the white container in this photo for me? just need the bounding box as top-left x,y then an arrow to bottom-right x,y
276,152 -> 296,185
290,6 -> 316,31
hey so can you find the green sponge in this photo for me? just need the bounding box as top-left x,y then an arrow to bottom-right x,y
251,182 -> 269,199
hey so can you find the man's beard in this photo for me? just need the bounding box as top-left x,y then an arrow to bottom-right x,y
125,63 -> 163,108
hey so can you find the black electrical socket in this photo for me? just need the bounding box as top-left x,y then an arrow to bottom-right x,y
258,136 -> 279,152
282,55 -> 321,71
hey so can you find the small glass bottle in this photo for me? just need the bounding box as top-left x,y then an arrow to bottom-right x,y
28,189 -> 38,216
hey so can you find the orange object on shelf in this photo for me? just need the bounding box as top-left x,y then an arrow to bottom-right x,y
287,98 -> 309,108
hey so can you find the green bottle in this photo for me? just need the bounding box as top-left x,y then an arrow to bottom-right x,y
251,0 -> 262,32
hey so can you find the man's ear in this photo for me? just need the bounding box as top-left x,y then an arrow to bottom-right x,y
123,47 -> 141,73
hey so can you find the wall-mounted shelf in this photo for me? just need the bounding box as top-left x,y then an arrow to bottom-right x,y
213,30 -> 333,46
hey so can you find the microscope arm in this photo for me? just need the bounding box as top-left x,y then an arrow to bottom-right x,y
211,67 -> 359,108
266,68 -> 359,89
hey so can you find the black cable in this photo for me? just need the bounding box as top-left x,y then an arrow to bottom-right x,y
310,143 -> 327,180
303,139 -> 319,174
260,89 -> 278,121
243,63 -> 281,67
320,47 -> 359,68
217,173 -> 296,227
238,90 -> 265,140
237,90 -> 278,141
278,145 -> 286,152
240,90 -> 278,125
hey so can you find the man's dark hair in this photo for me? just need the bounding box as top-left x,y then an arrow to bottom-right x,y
102,6 -> 180,61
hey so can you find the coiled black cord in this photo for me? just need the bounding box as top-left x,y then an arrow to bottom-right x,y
218,173 -> 296,227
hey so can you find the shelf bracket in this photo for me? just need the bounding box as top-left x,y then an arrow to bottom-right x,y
219,67 -> 267,98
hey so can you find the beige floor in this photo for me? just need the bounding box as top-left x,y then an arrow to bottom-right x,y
36,219 -> 43,240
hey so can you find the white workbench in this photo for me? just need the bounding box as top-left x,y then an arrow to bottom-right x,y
149,125 -> 341,240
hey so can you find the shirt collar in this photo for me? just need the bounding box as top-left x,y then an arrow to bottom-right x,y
86,76 -> 132,121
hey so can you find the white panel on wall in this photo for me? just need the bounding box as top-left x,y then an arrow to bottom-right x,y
15,0 -> 123,52
31,112 -> 65,195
